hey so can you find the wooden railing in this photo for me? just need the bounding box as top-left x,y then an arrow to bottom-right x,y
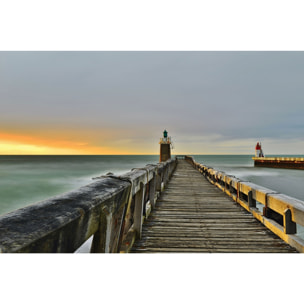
185,155 -> 304,253
0,158 -> 177,253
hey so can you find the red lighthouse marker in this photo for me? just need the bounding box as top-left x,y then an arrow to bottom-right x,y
255,142 -> 264,157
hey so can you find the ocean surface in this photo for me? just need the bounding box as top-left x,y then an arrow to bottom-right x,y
1,154 -> 304,252
1,154 -> 304,216
193,154 -> 304,202
0,155 -> 159,216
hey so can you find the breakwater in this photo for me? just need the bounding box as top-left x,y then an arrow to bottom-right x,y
0,158 -> 177,253
253,156 -> 304,169
185,156 -> 304,252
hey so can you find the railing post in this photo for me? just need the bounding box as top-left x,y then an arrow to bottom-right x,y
90,206 -> 112,253
229,181 -> 233,194
248,190 -> 256,208
284,208 -> 297,234
169,161 -> 174,177
156,171 -> 162,192
149,173 -> 156,209
163,164 -> 169,185
133,183 -> 145,239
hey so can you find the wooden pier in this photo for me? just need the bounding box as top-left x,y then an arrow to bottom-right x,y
131,159 -> 297,253
1,155 -> 303,253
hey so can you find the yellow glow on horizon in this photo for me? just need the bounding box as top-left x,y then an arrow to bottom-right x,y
0,142 -> 80,155
0,140 -> 132,155
0,131 -> 158,155
0,130 -> 106,154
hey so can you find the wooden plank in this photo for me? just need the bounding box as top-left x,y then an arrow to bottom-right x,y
131,160 -> 298,253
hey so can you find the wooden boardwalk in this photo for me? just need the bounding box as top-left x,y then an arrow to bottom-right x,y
131,160 -> 297,253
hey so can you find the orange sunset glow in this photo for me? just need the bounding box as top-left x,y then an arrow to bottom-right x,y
0,132 -> 109,154
0,131 -> 157,155
3,51 -> 304,156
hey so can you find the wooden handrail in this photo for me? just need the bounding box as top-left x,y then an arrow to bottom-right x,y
185,155 -> 304,253
0,158 -> 178,253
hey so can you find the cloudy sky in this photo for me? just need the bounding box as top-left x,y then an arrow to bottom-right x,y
1,51 -> 304,155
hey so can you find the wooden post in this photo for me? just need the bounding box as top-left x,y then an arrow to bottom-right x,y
90,207 -> 112,253
149,174 -> 156,209
168,161 -> 174,177
164,165 -> 169,185
284,208 -> 297,234
156,172 -> 162,192
133,183 -> 145,239
229,181 -> 233,194
248,191 -> 256,208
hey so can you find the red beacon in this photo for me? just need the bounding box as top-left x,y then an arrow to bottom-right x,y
255,142 -> 264,157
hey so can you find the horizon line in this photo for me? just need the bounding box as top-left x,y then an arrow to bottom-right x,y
1,153 -> 303,156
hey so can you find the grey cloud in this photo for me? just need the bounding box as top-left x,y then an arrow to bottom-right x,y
1,51 -> 304,151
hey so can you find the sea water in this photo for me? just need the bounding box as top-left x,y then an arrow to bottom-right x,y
0,155 -> 159,216
1,154 -> 304,251
192,155 -> 304,201
1,154 -> 304,216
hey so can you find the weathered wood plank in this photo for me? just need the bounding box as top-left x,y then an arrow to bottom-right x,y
131,159 -> 297,253
132,248 -> 295,253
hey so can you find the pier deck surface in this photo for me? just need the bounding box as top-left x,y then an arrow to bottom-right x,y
131,160 -> 297,253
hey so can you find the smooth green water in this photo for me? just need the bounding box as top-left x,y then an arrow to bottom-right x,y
1,154 -> 304,216
0,155 -> 159,215
192,155 -> 304,202
2,154 -> 304,252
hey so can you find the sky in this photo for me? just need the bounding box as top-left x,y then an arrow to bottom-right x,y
1,51 -> 304,155
2,1 -> 304,301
